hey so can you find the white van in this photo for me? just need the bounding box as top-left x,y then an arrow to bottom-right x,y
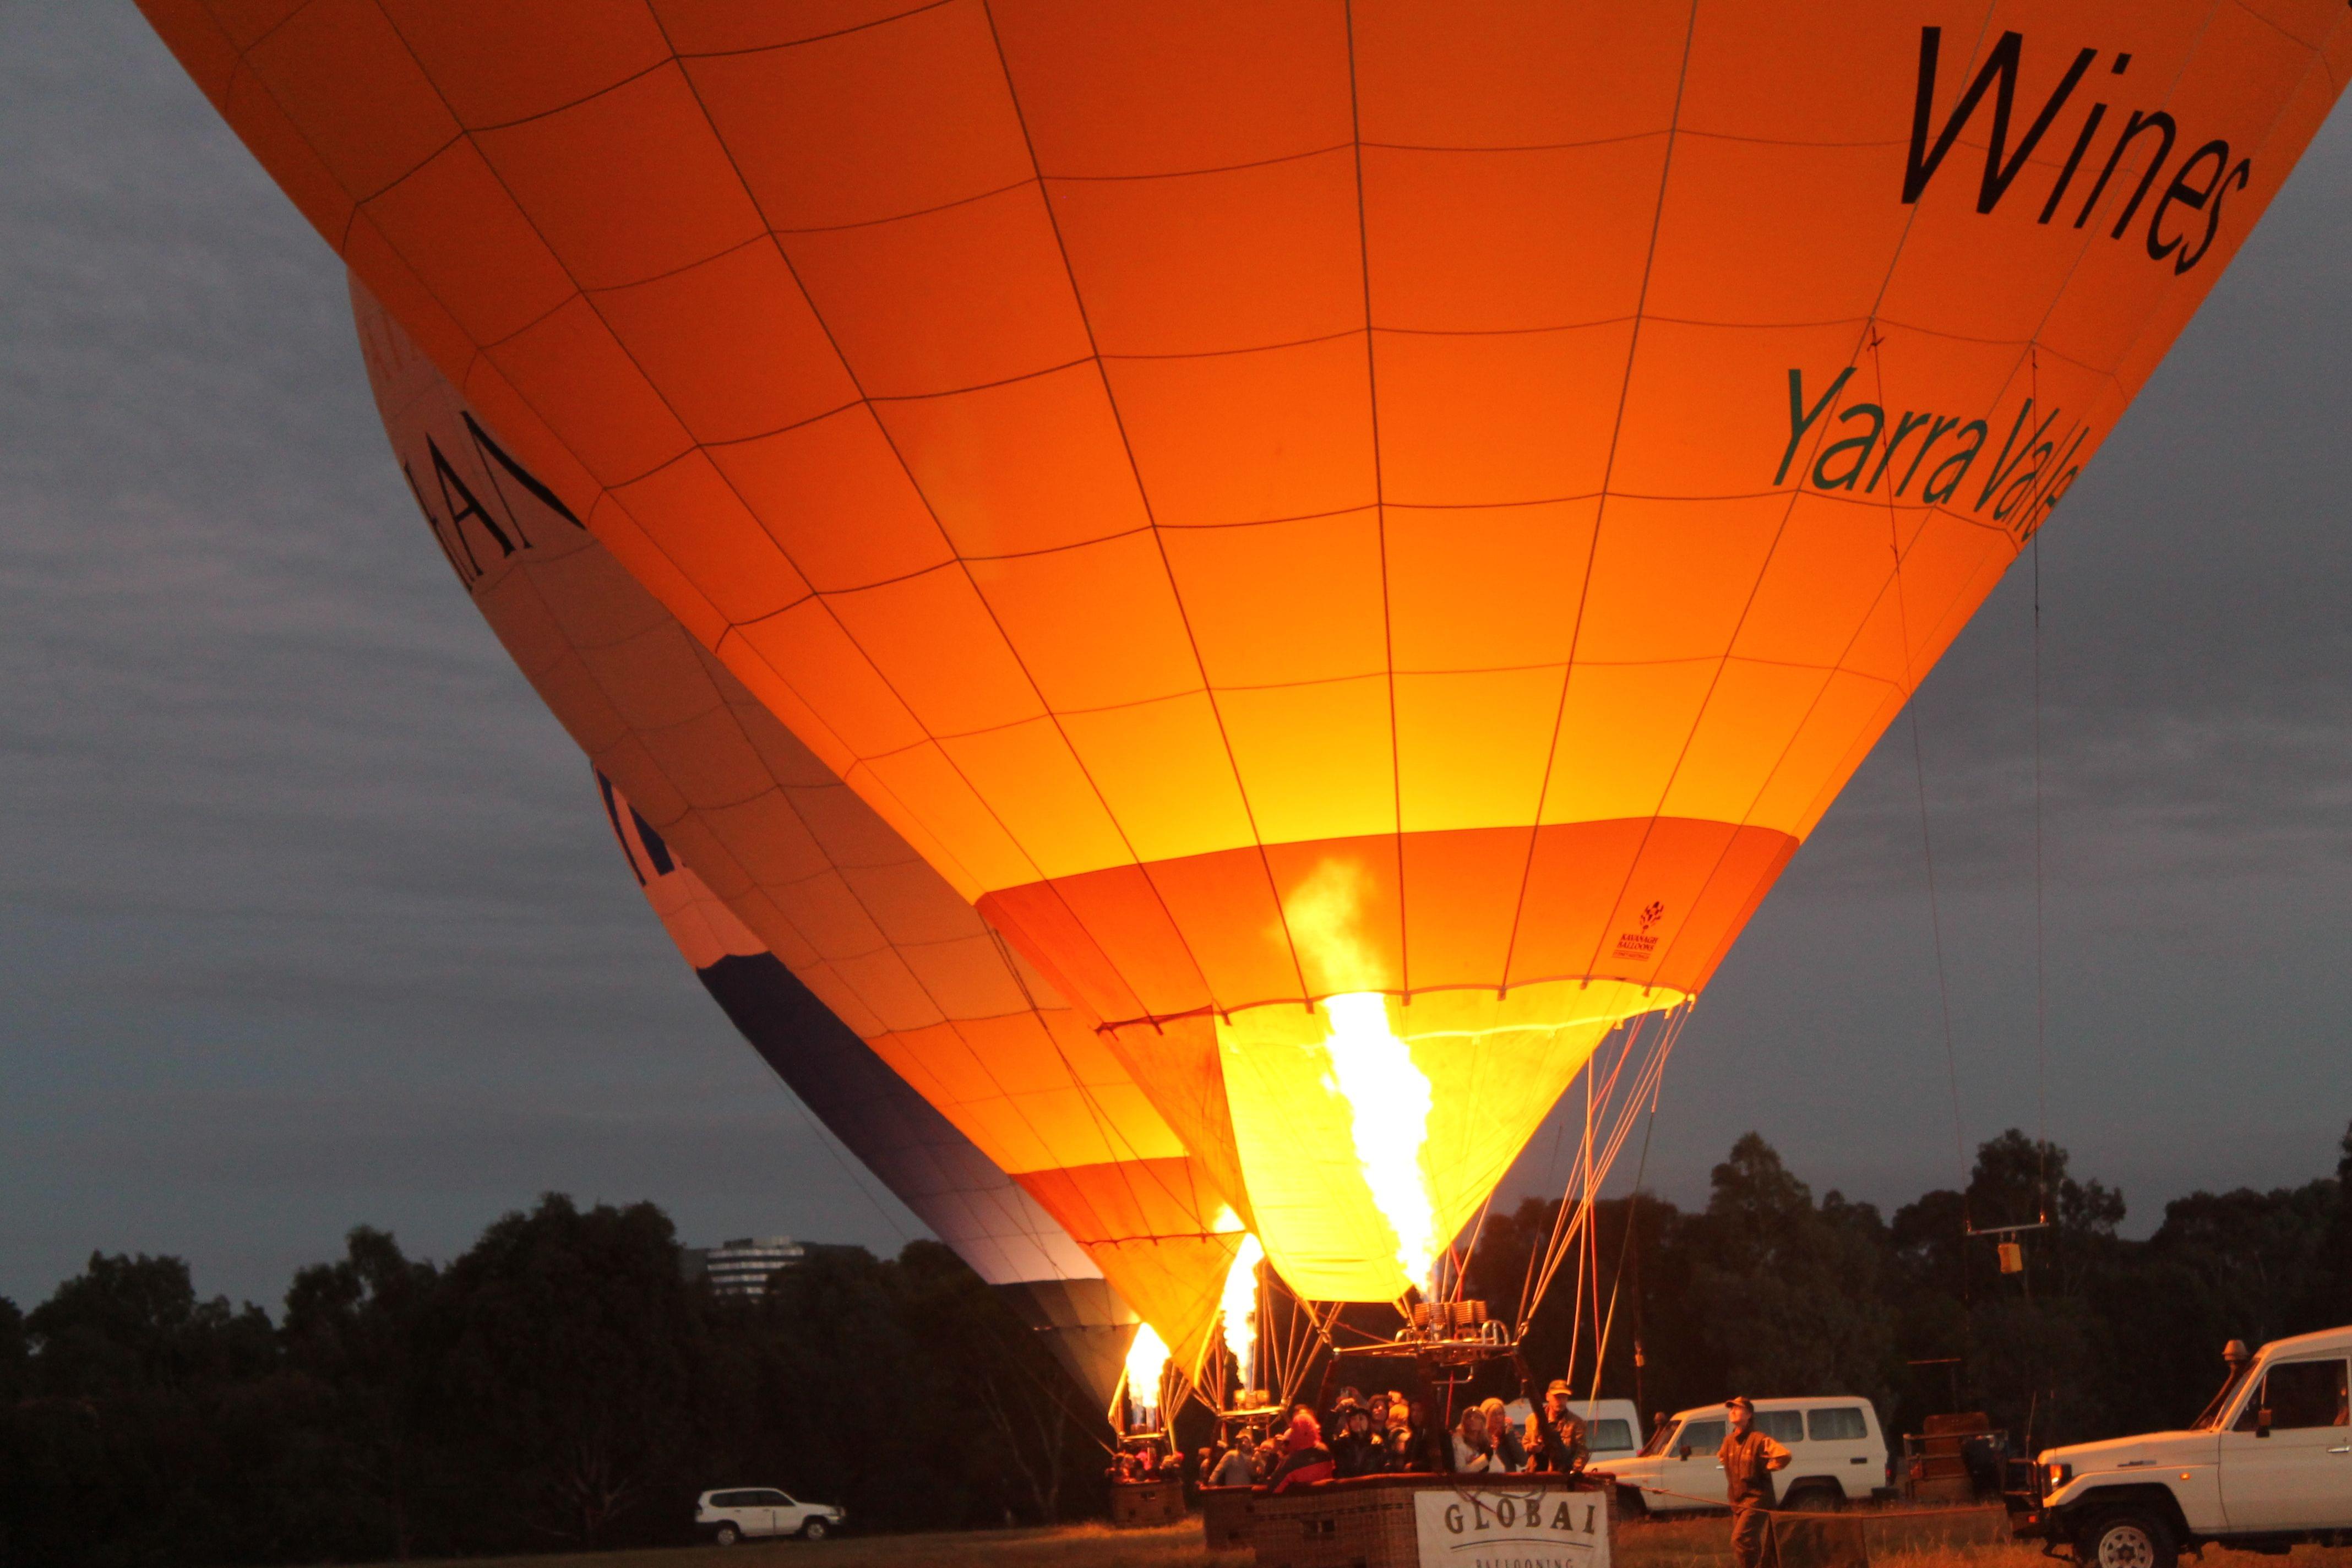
1575,1398 -> 1645,1464
1609,1397 -> 1888,1513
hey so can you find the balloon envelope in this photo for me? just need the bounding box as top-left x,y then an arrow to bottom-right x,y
148,1 -> 2349,1298
354,282 -> 1245,1362
600,774 -> 1134,1408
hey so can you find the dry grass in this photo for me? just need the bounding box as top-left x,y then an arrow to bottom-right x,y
1611,1507 -> 2352,1568
382,1520 -> 1212,1568
347,1506 -> 2352,1568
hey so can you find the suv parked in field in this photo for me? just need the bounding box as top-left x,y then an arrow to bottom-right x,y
2010,1324 -> 2352,1568
1608,1397 -> 1890,1513
696,1488 -> 845,1544
1574,1398 -> 1646,1466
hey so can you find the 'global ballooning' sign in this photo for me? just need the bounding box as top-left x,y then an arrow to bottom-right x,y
1413,1487 -> 1610,1568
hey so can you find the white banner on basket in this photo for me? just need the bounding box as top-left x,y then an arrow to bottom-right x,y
1413,1487 -> 1610,1568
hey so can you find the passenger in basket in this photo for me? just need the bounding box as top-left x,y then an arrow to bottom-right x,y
1721,1395 -> 1793,1568
1332,1406 -> 1382,1478
1481,1397 -> 1527,1472
1528,1379 -> 1590,1474
1376,1402 -> 1410,1472
1381,1402 -> 1424,1473
1268,1409 -> 1336,1492
1210,1440 -> 1254,1489
1451,1406 -> 1498,1473
1328,1389 -> 1363,1450
1408,1399 -> 1452,1473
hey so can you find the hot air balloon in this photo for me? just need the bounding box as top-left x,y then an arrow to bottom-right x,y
144,1 -> 2349,1305
353,284 -> 1246,1385
599,773 -> 1136,1407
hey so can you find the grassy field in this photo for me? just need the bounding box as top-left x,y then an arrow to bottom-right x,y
363,1506 -> 2352,1568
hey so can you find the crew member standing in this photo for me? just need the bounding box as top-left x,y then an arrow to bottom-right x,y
1527,1380 -> 1588,1474
1720,1396 -> 1791,1568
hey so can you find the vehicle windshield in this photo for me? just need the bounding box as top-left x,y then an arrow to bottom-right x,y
2192,1364 -> 2253,1431
1640,1419 -> 1681,1457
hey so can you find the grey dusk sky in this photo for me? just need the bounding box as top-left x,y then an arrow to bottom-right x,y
3,5 -> 2348,1311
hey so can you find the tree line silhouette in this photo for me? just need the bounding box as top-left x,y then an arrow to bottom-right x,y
3,1123 -> 2346,1566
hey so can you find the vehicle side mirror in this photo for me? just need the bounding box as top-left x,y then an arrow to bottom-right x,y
1678,1445 -> 1692,1461
2256,1409 -> 2272,1439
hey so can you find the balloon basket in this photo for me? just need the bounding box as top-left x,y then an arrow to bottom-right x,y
1248,1473 -> 1608,1568
1200,1485 -> 1254,1551
1110,1477 -> 1186,1528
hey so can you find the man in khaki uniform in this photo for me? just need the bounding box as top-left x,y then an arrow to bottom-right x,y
1720,1396 -> 1792,1568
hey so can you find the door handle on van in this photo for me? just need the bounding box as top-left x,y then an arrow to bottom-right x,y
1850,1457 -> 1868,1464
2328,1446 -> 2350,1455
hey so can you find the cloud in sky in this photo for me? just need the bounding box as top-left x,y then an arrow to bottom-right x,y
2,4 -> 2346,1309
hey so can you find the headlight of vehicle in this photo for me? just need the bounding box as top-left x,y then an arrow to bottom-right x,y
2044,1462 -> 2072,1492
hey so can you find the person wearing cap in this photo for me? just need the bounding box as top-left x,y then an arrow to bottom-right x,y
1210,1439 -> 1254,1489
1331,1404 -> 1382,1478
1527,1379 -> 1589,1474
1721,1395 -> 1792,1568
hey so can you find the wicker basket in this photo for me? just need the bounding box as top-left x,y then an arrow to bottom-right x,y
1110,1478 -> 1186,1528
1201,1485 -> 1254,1550
1249,1474 -> 1601,1568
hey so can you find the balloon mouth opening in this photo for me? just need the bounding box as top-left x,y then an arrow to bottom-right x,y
1213,978 -> 1688,1303
1122,1322 -> 1170,1425
1216,1219 -> 1265,1393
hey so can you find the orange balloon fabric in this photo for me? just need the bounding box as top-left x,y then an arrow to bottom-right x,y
148,1 -> 2348,1297
354,280 -> 1244,1363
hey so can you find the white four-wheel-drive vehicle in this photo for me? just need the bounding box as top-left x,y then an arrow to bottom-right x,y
2010,1324 -> 2352,1568
1607,1396 -> 1890,1513
696,1487 -> 845,1544
1574,1398 -> 1647,1465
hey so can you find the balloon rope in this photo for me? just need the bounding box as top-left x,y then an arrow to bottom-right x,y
1524,1016 -> 1642,1318
1587,1093 -> 1659,1406
1871,330 -> 1969,1208
2033,491 -> 2051,1218
1562,1058 -> 1596,1387
1520,1006 -> 1685,1335
1528,1027 -> 1633,1326
1908,703 -> 1969,1205
1526,1024 -> 1663,1323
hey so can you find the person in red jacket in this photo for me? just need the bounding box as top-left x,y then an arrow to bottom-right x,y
1268,1410 -> 1335,1492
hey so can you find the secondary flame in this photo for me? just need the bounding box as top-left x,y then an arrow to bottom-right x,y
1124,1321 -> 1170,1425
1217,1218 -> 1264,1393
1320,992 -> 1439,1294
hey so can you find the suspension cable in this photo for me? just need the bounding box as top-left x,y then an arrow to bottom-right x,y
1870,328 -> 1969,1212
2033,530 -> 2051,1218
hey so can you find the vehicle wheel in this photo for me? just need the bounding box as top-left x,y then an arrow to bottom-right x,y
714,1523 -> 741,1547
1784,1483 -> 1844,1513
800,1519 -> 829,1542
1610,1485 -> 1648,1522
2082,1510 -> 2175,1568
